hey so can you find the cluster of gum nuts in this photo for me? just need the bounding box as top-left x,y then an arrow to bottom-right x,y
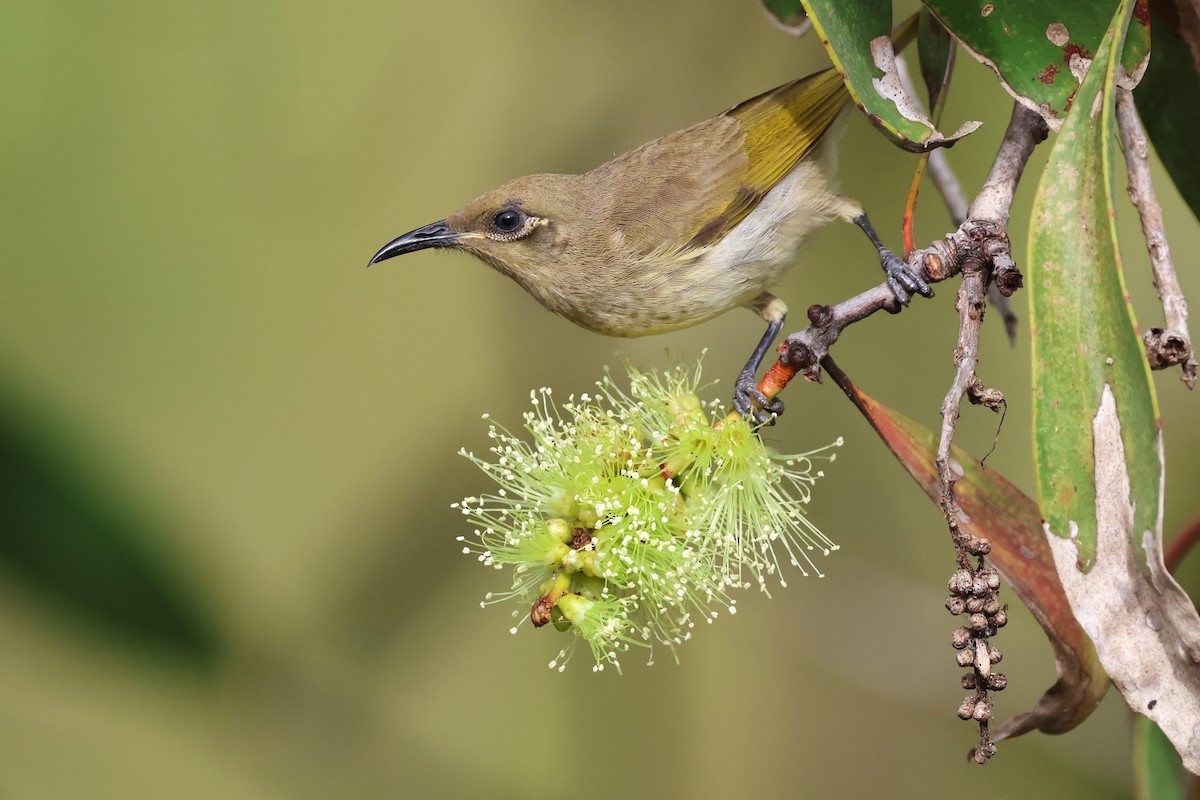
945,538 -> 1008,762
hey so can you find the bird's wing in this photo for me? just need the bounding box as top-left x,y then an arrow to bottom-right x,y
591,67 -> 851,258
585,115 -> 748,258
705,66 -> 851,245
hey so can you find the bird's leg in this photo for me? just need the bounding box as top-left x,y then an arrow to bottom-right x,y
733,293 -> 787,426
851,212 -> 934,306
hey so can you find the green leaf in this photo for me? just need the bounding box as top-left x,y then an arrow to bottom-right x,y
924,0 -> 1151,129
1029,0 -> 1200,773
0,397 -> 221,668
759,0 -> 811,36
1028,0 -> 1158,581
917,6 -> 955,111
1133,716 -> 1188,800
1134,0 -> 1200,220
798,2 -> 980,151
824,362 -> 1109,738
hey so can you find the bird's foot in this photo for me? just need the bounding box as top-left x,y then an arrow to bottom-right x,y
733,371 -> 784,427
881,248 -> 934,307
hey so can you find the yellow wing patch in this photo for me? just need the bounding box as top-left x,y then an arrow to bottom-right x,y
687,67 -> 851,248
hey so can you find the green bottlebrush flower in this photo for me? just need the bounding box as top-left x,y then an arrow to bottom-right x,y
453,359 -> 840,672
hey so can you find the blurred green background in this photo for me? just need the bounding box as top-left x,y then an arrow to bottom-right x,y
2,1 -> 1197,797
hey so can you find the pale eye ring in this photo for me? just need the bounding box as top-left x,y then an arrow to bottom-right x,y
494,209 -> 523,232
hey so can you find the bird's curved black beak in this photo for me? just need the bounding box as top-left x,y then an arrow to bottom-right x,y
368,219 -> 458,265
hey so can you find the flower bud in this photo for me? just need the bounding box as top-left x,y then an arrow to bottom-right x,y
577,504 -> 600,529
546,518 -> 574,543
549,491 -> 579,520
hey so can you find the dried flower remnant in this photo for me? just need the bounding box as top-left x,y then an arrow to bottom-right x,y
453,360 -> 841,671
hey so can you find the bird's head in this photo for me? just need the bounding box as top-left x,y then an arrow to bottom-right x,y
369,173 -> 586,281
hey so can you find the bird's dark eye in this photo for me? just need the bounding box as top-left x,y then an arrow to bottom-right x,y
494,209 -> 523,232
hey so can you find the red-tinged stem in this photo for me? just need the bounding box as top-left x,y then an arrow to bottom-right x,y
714,356 -> 801,431
757,357 -> 801,404
902,156 -> 926,257
1165,512 -> 1200,576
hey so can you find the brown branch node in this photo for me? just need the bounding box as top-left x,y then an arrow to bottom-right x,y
967,377 -> 1004,412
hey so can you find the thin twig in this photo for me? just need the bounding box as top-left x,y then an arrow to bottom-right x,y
771,103 -> 1044,390
928,150 -> 970,225
929,147 -> 1019,342
772,220 -> 1006,387
931,104 -> 1046,576
931,104 -> 1047,554
934,103 -> 1046,766
968,104 -> 1047,224
1166,512 -> 1200,576
763,101 -> 1048,766
896,55 -> 1019,343
937,256 -> 990,571
1115,88 -> 1197,389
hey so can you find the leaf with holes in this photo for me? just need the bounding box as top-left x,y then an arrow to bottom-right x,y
798,1 -> 980,151
924,0 -> 1151,130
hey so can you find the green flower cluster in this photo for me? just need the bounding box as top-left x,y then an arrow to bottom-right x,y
453,361 -> 841,672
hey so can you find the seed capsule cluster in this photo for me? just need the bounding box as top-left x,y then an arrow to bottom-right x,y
945,536 -> 1007,764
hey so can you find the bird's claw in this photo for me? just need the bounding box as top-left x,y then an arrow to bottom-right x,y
881,249 -> 933,307
733,371 -> 784,427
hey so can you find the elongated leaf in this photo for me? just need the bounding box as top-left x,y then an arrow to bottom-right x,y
1134,0 -> 1200,220
1134,716 -> 1189,799
824,362 -> 1108,738
759,0 -> 811,36
917,6 -> 955,111
0,397 -> 220,668
798,1 -> 980,151
1030,3 -> 1159,572
1029,0 -> 1200,772
924,0 -> 1151,130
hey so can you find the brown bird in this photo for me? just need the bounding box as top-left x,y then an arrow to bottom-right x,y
370,43 -> 930,423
